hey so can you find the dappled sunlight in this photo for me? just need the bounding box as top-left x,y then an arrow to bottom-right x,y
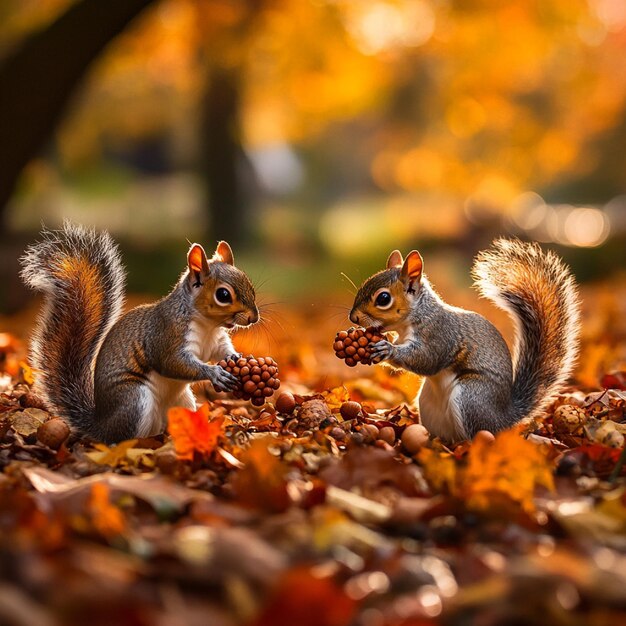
1,2 -> 626,622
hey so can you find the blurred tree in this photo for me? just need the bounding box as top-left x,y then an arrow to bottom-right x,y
0,0 -> 157,235
197,0 -> 266,246
2,0 -> 626,246
0,0 -> 157,313
201,63 -> 251,245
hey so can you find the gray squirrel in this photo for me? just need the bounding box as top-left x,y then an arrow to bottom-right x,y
21,223 -> 259,443
348,239 -> 581,442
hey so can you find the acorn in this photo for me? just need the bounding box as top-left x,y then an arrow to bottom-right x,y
473,430 -> 496,445
401,424 -> 429,454
340,401 -> 362,420
333,326 -> 385,367
155,448 -> 179,474
360,423 -> 379,442
378,426 -> 396,445
553,404 -> 586,435
37,418 -> 70,449
218,355 -> 280,407
275,392 -> 296,415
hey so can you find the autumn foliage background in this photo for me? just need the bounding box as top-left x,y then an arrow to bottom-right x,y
1,1 -> 626,625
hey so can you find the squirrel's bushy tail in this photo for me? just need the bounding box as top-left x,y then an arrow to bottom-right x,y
20,222 -> 125,431
472,238 -> 580,422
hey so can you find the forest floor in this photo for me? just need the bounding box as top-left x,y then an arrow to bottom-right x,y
0,279 -> 625,626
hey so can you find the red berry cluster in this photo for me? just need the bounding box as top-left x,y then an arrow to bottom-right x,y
218,355 -> 280,406
333,327 -> 385,367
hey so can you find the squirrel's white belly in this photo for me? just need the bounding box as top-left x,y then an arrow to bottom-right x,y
418,368 -> 466,441
137,373 -> 196,437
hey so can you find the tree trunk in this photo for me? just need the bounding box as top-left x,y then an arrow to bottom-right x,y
0,0 -> 157,232
200,62 -> 251,247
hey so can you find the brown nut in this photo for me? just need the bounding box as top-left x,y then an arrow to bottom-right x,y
219,355 -> 281,405
155,448 -> 179,474
36,418 -> 70,449
360,423 -> 379,442
473,430 -> 496,445
333,326 -> 385,366
330,426 -> 346,441
553,404 -> 586,435
275,392 -> 296,414
378,426 -> 396,445
340,401 -> 362,420
401,424 -> 429,454
298,399 -> 332,429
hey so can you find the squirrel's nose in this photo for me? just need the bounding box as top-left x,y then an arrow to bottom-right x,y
247,309 -> 259,325
349,310 -> 360,325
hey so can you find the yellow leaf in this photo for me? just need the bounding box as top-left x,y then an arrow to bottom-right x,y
19,361 -> 34,385
323,386 -> 350,411
417,447 -> 457,493
86,439 -> 138,467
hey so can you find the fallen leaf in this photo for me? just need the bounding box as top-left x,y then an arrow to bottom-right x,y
86,439 -> 139,466
230,438 -> 291,512
321,446 -> 426,496
87,483 -> 126,539
322,386 -> 351,411
419,427 -> 555,513
10,408 -> 48,436
325,485 -> 391,524
23,466 -> 211,517
19,361 -> 35,385
417,447 -> 457,494
601,371 -> 626,390
463,427 -> 555,513
251,566 -> 357,626
167,403 -> 225,461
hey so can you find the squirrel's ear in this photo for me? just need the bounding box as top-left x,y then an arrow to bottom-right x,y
187,244 -> 209,276
386,250 -> 403,269
401,250 -> 423,291
214,241 -> 234,266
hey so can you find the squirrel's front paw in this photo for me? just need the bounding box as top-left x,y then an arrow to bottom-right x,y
369,340 -> 394,363
209,365 -> 239,393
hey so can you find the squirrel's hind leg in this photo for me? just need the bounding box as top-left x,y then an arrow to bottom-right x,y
95,380 -> 164,443
418,372 -> 513,443
451,377 -> 514,440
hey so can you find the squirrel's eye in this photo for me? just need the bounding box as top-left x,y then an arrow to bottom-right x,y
214,287 -> 233,305
374,290 -> 393,309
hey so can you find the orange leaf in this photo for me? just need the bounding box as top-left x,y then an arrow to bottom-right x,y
322,386 -> 350,411
417,447 -> 457,494
167,403 -> 224,461
463,426 -> 555,513
252,566 -> 356,626
418,426 -> 555,514
231,437 -> 290,512
88,483 -> 126,539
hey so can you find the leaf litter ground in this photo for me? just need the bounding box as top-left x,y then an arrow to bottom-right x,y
0,283 -> 625,626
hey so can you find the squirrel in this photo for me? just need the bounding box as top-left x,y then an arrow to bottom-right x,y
20,222 -> 259,443
348,239 -> 580,442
